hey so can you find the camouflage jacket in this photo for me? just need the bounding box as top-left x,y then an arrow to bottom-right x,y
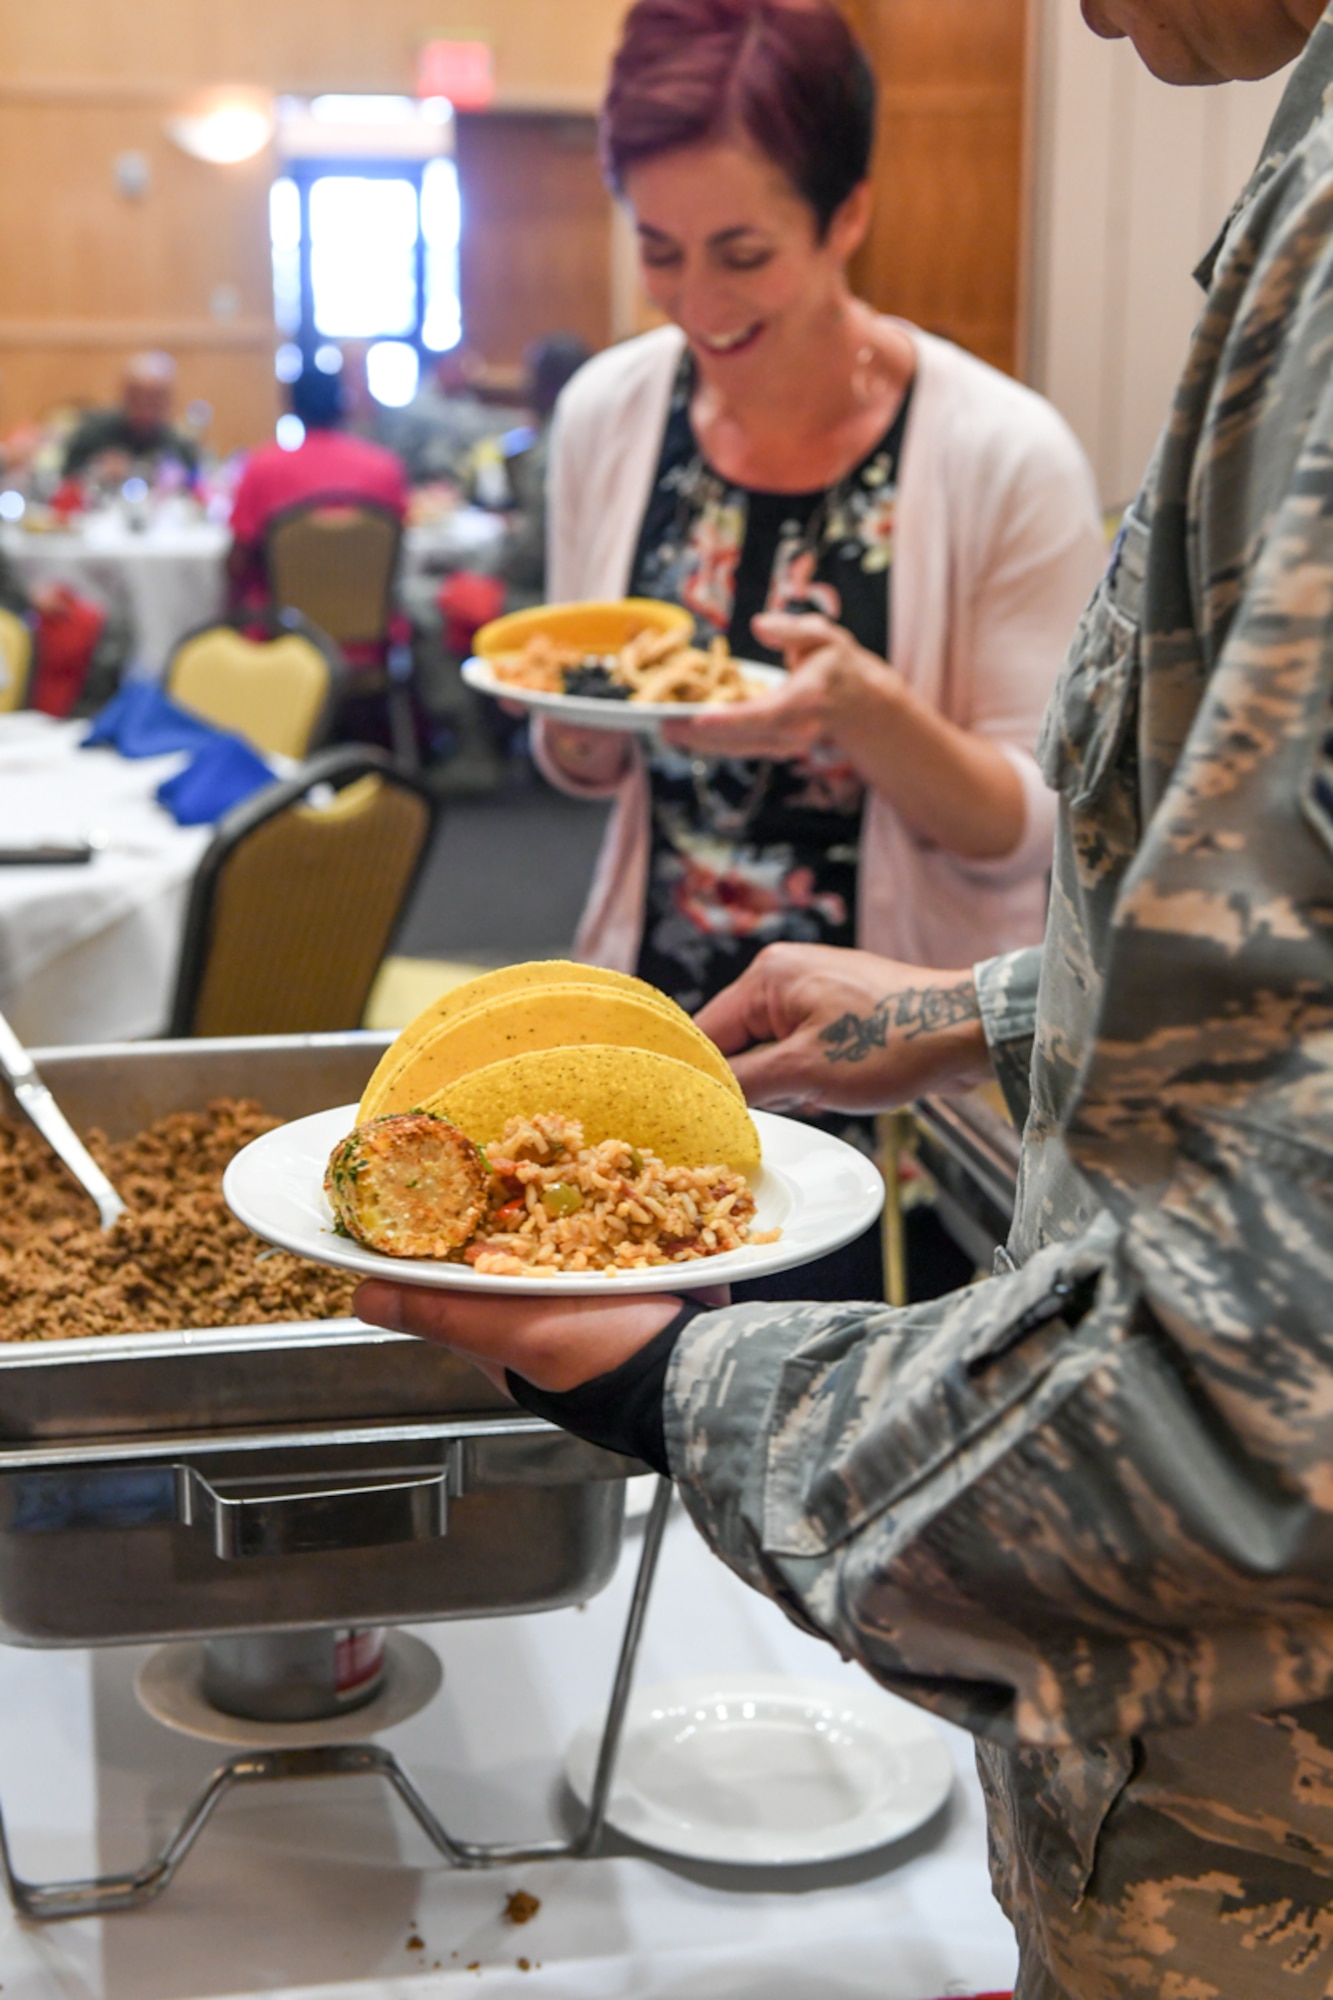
665,10 -> 1333,1976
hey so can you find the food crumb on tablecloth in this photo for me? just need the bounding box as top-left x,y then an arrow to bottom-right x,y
505,1889 -> 541,1925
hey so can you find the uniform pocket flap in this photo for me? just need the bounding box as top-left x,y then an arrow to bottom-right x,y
760,1241 -> 1111,1560
1037,507 -> 1147,809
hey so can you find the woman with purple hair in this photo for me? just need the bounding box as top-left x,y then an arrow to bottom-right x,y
533,0 -> 1103,1298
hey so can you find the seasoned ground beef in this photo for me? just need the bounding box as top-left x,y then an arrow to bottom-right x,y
0,1098 -> 355,1341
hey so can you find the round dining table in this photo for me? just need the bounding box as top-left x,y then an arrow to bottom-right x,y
1,511 -> 231,676
2,505 -> 506,680
0,712 -> 210,1043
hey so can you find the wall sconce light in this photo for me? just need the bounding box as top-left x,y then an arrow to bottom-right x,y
167,88 -> 274,165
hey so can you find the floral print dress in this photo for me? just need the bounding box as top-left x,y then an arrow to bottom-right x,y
630,353 -> 913,1016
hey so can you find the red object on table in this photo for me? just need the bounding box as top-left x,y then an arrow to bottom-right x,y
438,570 -> 505,657
48,478 -> 85,524
28,587 -> 105,718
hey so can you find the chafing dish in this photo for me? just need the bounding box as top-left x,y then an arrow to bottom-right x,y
0,1032 -> 632,1649
0,1031 -> 667,1920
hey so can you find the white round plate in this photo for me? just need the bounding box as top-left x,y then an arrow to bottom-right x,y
223,1105 -> 882,1297
462,654 -> 787,733
566,1674 -> 953,1867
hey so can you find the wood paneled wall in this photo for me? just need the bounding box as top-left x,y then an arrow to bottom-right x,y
845,0 -> 1030,376
0,0 -> 1035,454
1026,0 -> 1290,505
455,114 -> 612,369
0,0 -> 627,454
0,92 -> 277,450
0,1 -> 627,108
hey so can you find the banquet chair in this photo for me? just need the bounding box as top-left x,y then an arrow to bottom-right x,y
0,606 -> 33,714
264,501 -> 418,768
167,745 -> 435,1038
165,612 -> 343,760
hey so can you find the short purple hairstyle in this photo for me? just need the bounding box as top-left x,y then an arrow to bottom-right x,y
601,0 -> 876,237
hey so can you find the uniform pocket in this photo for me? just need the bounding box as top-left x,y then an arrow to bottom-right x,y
977,1735 -> 1137,1907
759,1239 -> 1109,1561
1037,589 -> 1139,810
1037,508 -> 1147,813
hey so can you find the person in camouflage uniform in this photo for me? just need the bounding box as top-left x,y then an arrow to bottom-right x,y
356,1 -> 1333,1990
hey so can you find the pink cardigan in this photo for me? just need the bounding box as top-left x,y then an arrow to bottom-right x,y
536,322 -> 1104,972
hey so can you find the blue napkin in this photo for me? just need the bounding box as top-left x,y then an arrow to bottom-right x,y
82,681 -> 227,758
155,736 -> 275,827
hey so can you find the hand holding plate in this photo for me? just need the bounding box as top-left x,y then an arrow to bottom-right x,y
354,1283 -> 682,1392
660,611 -> 883,759
542,721 -> 634,786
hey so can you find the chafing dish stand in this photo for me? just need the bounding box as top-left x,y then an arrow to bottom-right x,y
0,1479 -> 671,1921
0,1034 -> 671,1921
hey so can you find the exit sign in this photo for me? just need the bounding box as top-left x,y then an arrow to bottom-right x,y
416,39 -> 495,109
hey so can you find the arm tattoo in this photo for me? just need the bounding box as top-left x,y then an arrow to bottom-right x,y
819,981 -> 981,1065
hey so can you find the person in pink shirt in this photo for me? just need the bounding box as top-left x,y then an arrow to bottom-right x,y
227,364 -> 408,606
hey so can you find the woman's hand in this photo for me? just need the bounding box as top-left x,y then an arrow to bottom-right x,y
695,941 -> 993,1114
667,608 -> 1027,861
352,1284 -> 684,1394
542,721 -> 634,788
661,611 -> 880,761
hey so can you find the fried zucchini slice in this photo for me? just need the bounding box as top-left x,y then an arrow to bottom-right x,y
325,1113 -> 487,1259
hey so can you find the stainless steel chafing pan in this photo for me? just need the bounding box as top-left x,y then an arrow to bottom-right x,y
914,1091 -> 1020,1270
0,1033 -> 631,1647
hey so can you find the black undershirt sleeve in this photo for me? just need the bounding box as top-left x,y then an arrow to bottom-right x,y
504,1301 -> 710,1477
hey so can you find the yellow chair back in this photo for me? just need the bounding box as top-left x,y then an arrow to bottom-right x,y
178,757 -> 432,1037
266,505 -> 400,647
0,606 -> 33,714
167,626 -> 333,760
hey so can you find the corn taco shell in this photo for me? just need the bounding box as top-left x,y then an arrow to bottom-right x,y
359,959 -> 685,1119
421,1045 -> 761,1175
473,597 -> 692,660
368,981 -> 743,1118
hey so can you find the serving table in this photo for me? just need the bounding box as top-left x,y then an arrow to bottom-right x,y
0,1501 -> 1017,2000
0,1030 -> 1019,1993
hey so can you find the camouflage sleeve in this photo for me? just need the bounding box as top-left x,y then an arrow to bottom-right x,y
973,947 -> 1040,1129
665,1188 -> 1333,1750
664,1223 -> 1144,1750
666,163 -> 1333,1752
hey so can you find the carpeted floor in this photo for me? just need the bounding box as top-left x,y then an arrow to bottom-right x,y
394,766 -> 611,966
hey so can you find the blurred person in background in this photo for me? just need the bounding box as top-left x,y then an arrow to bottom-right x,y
388,343 -> 526,489
533,0 -> 1104,1300
62,351 -> 199,483
226,362 -> 408,607
497,333 -> 594,609
426,333 -> 596,788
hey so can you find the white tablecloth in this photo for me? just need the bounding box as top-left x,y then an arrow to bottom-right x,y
2,510 -> 505,676
2,515 -> 230,675
0,713 -> 209,1042
0,1496 -> 1016,2000
402,507 -> 507,584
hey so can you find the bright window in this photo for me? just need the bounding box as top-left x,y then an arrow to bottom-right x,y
366,341 -> 420,407
310,175 -> 418,340
421,157 -> 462,353
269,159 -> 464,396
269,178 -> 302,337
